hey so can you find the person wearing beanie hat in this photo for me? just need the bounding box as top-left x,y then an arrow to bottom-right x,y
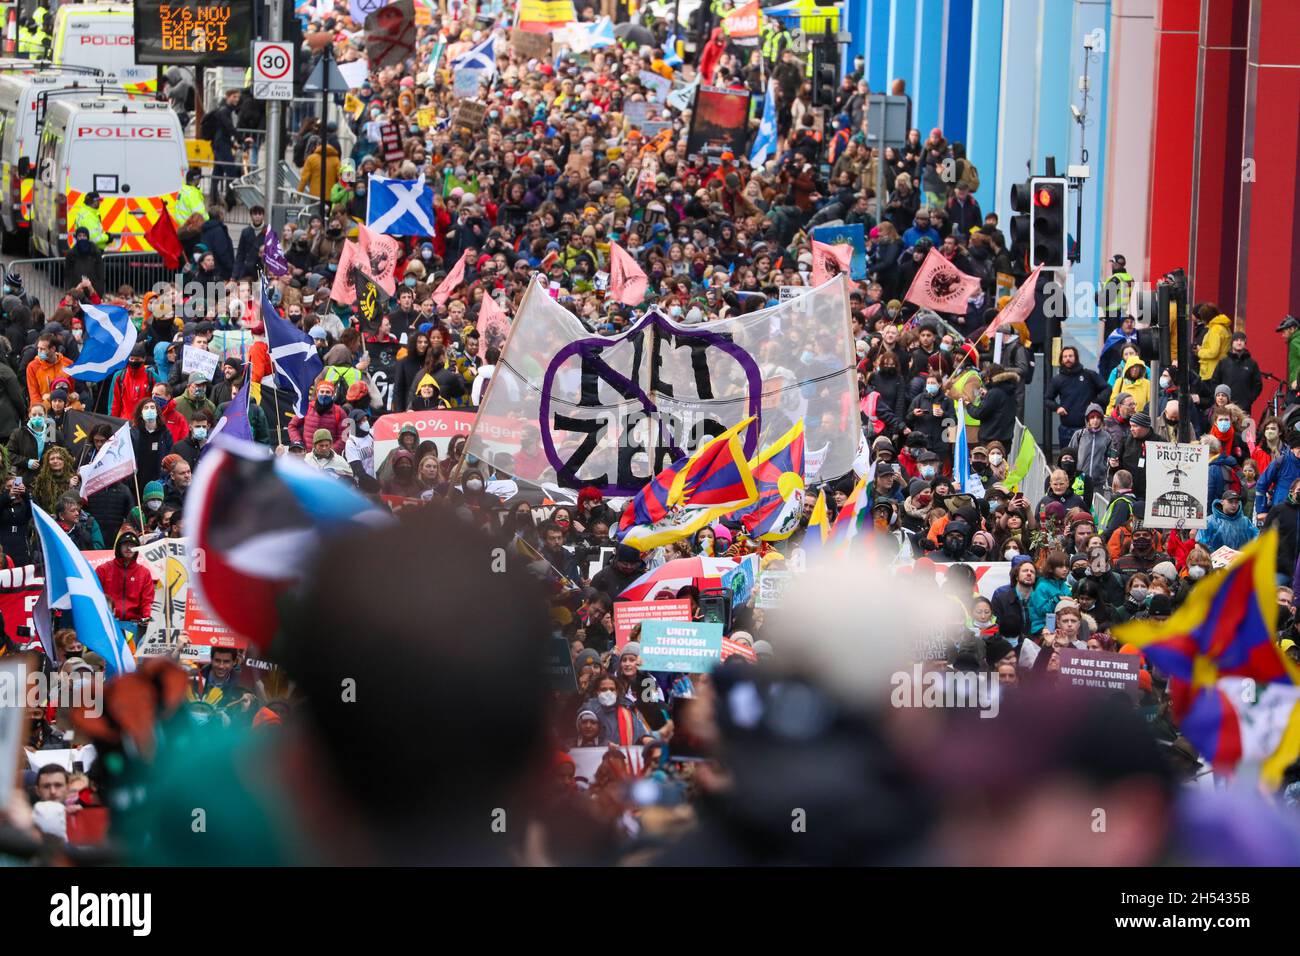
305,424 -> 352,479
591,542 -> 646,599
573,708 -> 605,747
753,639 -> 774,660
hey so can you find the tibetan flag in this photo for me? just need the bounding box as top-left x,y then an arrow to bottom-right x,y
829,475 -> 869,546
619,456 -> 684,536
903,247 -> 982,315
741,419 -> 806,541
668,418 -> 759,511
1116,531 -> 1300,770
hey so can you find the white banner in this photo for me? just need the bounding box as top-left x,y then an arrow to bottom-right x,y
77,424 -> 135,498
1143,441 -> 1209,530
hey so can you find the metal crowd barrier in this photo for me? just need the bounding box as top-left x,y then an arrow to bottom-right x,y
8,253 -> 175,315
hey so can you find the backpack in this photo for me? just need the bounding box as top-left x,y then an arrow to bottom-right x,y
199,109 -> 219,142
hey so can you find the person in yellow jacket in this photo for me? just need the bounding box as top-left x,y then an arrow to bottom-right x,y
1197,312 -> 1233,380
172,168 -> 209,226
1106,354 -> 1151,415
73,192 -> 110,251
297,137 -> 341,210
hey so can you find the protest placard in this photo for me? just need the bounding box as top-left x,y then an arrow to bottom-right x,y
453,69 -> 483,99
510,26 -> 552,59
1056,648 -> 1142,700
613,599 -> 693,648
1144,442 -> 1209,530
544,634 -> 577,692
453,100 -> 488,130
638,620 -> 724,673
755,570 -> 793,608
182,345 -> 220,380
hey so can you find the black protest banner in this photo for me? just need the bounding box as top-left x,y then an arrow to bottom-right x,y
367,341 -> 400,412
63,410 -> 129,466
258,384 -> 298,446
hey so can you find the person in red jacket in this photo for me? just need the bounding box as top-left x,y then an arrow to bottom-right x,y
94,529 -> 154,624
150,382 -> 191,444
109,345 -> 157,419
287,380 -> 346,452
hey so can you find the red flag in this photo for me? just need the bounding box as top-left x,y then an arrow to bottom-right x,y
145,212 -> 183,271
903,248 -> 982,315
811,240 -> 853,286
609,241 -> 648,306
983,264 -> 1043,339
330,240 -> 362,305
432,250 -> 470,307
477,291 -> 511,360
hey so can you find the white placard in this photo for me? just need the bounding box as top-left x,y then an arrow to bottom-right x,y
1143,441 -> 1209,530
182,345 -> 220,380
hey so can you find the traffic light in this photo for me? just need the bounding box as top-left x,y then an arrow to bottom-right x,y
1009,179 -> 1033,256
811,40 -> 838,107
1029,176 -> 1067,269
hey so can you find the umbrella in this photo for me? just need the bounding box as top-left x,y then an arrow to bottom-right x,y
619,555 -> 738,602
613,21 -> 655,47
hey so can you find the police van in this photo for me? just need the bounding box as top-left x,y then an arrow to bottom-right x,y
0,70 -> 124,252
30,97 -> 186,256
50,3 -> 154,93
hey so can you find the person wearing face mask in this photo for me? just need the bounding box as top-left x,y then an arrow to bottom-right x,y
582,673 -> 654,751
130,397 -> 175,488
288,381 -> 346,454
172,408 -> 213,467
108,344 -> 157,419
1115,527 -> 1171,576
25,332 -> 74,408
8,401 -> 51,483
1065,404 -> 1111,492
174,372 -> 218,426
343,410 -> 376,487
906,373 -> 954,453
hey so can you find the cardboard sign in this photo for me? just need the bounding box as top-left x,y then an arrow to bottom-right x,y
182,344 -> 220,379
1210,545 -> 1240,569
613,599 -> 693,648
510,27 -> 552,60
1143,441 -> 1209,530
638,70 -> 671,102
638,619 -> 724,673
453,69 -> 483,100
453,100 -> 488,130
1056,648 -> 1142,700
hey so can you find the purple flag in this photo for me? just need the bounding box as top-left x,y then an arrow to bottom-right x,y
263,228 -> 289,277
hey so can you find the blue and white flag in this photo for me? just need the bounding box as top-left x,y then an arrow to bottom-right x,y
32,504 -> 135,676
65,303 -> 136,382
662,33 -> 683,67
261,282 -> 324,415
209,372 -> 253,446
451,34 -> 497,76
366,174 -> 437,237
750,82 -> 778,168
954,400 -> 985,500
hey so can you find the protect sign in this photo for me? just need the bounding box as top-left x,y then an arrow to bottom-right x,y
252,42 -> 295,100
1143,441 -> 1209,530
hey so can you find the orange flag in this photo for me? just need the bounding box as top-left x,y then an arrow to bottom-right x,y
432,249 -> 470,307
903,247 -> 982,315
609,241 -> 648,306
811,240 -> 853,286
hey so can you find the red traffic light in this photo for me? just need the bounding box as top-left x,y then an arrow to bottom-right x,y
1034,187 -> 1056,207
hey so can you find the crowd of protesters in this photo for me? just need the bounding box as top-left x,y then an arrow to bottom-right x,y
3,0 -> 1300,867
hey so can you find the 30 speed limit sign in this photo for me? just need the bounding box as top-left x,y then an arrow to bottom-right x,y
252,42 -> 294,101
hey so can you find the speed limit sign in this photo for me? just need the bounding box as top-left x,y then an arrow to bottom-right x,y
252,41 -> 295,101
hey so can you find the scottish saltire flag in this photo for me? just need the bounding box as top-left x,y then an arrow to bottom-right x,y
32,505 -> 135,676
65,303 -> 136,382
451,34 -> 497,76
366,174 -> 437,237
261,282 -> 324,415
187,436 -> 388,650
263,228 -> 289,277
953,400 -> 985,499
749,82 -> 778,167
740,420 -> 806,540
209,373 -> 253,446
1117,530 -> 1300,771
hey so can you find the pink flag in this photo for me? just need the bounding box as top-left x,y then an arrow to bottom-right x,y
811,240 -> 853,286
330,240 -> 363,305
609,241 -> 648,306
357,224 -> 401,295
477,291 -> 511,360
432,250 -> 470,307
903,248 -> 982,315
983,264 -> 1043,338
